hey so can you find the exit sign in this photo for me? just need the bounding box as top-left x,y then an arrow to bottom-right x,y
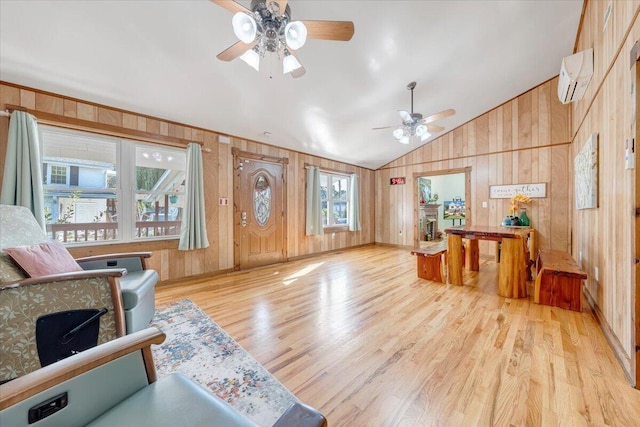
390,177 -> 406,185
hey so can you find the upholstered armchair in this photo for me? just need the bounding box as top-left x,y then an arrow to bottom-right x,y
0,204 -> 157,383
0,328 -> 328,427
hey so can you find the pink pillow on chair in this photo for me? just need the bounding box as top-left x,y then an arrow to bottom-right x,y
4,240 -> 83,278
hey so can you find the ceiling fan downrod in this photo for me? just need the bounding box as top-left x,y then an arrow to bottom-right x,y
407,81 -> 416,115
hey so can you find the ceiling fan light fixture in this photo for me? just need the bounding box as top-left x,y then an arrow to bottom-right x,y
284,21 -> 307,50
283,51 -> 302,73
399,135 -> 410,144
232,12 -> 257,44
420,131 -> 431,142
240,47 -> 260,71
415,124 -> 428,136
393,128 -> 404,140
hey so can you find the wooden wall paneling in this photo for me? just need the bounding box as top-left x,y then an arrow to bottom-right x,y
35,93 -> 63,115
0,81 -> 375,285
97,107 -> 121,127
77,103 -> 97,122
63,99 -> 76,118
0,85 -> 20,184
19,89 -> 35,109
218,138 -> 233,270
376,79 -> 572,260
570,3 -> 640,383
122,113 -> 137,130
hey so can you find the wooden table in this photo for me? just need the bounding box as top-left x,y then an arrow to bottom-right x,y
444,225 -> 535,298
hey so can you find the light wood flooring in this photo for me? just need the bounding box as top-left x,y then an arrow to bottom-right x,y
156,245 -> 640,426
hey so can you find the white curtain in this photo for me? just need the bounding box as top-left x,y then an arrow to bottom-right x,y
305,166 -> 323,235
348,173 -> 361,231
0,111 -> 45,230
179,143 -> 210,250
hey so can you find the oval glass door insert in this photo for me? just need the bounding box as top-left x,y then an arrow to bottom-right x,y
254,174 -> 271,226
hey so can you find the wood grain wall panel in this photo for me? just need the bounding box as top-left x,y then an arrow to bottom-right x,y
63,99 -> 76,118
19,89 -> 35,109
97,107 -> 121,127
570,2 -> 639,382
122,113 -> 137,130
0,81 -> 375,285
35,93 -> 63,115
0,85 -> 20,185
377,79 -> 571,257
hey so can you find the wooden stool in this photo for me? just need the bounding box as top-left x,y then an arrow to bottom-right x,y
534,249 -> 587,311
411,243 -> 447,283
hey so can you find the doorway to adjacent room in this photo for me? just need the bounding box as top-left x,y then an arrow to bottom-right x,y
412,167 -> 471,248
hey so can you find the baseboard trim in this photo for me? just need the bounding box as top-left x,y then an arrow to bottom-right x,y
583,287 -> 635,386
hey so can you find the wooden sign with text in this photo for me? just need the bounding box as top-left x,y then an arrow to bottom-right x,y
489,183 -> 547,199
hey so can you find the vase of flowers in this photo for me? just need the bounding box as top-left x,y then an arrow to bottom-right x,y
509,193 -> 531,226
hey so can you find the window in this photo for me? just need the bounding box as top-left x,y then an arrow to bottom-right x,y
40,125 -> 186,244
320,172 -> 350,227
48,165 -> 68,185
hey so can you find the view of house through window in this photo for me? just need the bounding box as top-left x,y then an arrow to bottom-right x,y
40,126 -> 186,244
320,172 -> 350,227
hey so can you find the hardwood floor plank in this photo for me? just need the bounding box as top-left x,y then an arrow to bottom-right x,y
156,245 -> 640,426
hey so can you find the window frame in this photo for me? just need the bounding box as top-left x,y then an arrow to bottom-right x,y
47,164 -> 70,186
39,125 -> 186,246
319,171 -> 351,231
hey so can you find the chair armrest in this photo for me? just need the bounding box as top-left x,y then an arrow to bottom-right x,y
75,252 -> 152,263
273,402 -> 327,427
76,252 -> 153,271
0,268 -> 127,289
0,327 -> 165,410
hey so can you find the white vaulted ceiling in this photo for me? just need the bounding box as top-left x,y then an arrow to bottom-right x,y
0,1 -> 583,169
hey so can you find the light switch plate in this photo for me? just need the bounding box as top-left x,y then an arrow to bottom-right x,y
625,138 -> 635,169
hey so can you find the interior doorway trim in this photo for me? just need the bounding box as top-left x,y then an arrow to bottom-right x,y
412,167 -> 471,248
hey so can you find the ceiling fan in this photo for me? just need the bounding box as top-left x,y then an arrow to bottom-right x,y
211,0 -> 355,78
373,81 -> 456,144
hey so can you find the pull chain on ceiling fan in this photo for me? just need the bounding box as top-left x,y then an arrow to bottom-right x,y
212,0 -> 354,78
373,81 -> 456,144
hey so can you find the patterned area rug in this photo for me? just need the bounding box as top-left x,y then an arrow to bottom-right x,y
151,299 -> 297,426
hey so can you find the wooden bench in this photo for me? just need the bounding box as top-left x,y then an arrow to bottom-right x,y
534,249 -> 587,311
411,242 -> 448,283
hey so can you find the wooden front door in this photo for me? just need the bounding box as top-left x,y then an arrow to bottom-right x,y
233,149 -> 287,270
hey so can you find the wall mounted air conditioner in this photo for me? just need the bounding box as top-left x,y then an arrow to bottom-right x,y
558,48 -> 594,104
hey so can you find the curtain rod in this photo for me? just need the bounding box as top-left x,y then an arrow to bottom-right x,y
2,105 -> 213,153
304,163 -> 354,176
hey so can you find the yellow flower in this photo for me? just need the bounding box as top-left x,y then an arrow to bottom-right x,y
509,193 -> 531,214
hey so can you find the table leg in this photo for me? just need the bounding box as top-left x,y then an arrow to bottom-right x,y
447,234 -> 464,285
465,239 -> 479,271
497,237 -> 527,298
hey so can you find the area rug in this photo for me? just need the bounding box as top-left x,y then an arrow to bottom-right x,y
151,299 -> 297,426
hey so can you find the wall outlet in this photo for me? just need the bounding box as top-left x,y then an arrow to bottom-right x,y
482,201 -> 488,208
331,233 -> 335,240
594,266 -> 599,281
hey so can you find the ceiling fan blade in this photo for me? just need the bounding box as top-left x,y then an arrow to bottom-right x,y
210,0 -> 251,14
216,40 -> 256,61
423,109 -> 456,124
372,125 -> 398,131
427,124 -> 445,133
398,110 -> 412,122
300,20 -> 355,41
274,0 -> 288,15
